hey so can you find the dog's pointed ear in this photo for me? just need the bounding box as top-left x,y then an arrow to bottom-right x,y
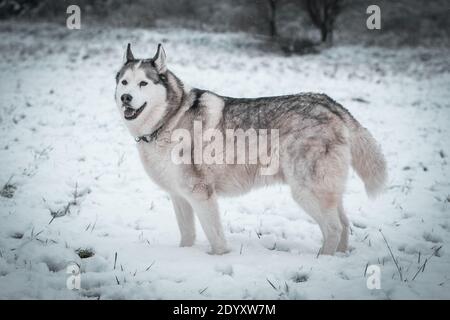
123,43 -> 134,64
153,43 -> 166,73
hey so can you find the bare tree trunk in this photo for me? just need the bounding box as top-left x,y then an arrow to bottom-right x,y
268,0 -> 278,38
306,0 -> 341,44
320,25 -> 327,42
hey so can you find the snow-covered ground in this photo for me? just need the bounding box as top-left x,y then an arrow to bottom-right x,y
0,22 -> 449,299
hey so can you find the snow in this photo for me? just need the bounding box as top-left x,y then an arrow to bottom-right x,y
0,22 -> 449,299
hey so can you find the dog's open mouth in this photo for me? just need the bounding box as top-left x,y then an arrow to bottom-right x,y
123,102 -> 147,120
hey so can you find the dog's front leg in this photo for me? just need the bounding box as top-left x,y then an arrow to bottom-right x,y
171,194 -> 196,247
186,190 -> 229,255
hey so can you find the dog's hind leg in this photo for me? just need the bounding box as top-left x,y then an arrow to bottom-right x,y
171,194 -> 196,247
290,187 -> 343,255
288,124 -> 351,255
337,200 -> 349,253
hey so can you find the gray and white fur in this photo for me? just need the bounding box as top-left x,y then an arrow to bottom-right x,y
114,44 -> 387,255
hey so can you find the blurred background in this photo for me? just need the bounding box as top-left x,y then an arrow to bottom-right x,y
1,0 -> 449,50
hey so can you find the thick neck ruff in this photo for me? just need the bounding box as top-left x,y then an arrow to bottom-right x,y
134,88 -> 205,144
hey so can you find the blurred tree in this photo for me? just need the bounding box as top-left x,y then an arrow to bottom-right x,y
267,0 -> 278,38
305,0 -> 342,44
0,0 -> 40,18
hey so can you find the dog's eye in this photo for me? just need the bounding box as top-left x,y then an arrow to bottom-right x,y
139,81 -> 148,87
159,74 -> 167,82
121,80 -> 128,85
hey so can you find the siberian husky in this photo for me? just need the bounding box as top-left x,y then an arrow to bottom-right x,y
114,44 -> 387,255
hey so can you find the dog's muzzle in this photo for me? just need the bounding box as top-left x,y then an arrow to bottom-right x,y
123,102 -> 147,120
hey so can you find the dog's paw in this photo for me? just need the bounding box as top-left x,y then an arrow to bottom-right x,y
208,246 -> 231,255
179,237 -> 195,247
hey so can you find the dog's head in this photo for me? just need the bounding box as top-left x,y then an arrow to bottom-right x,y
115,44 -> 170,134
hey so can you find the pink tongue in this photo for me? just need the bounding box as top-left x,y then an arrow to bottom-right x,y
124,107 -> 135,117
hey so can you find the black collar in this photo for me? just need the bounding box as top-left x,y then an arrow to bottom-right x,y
135,125 -> 162,143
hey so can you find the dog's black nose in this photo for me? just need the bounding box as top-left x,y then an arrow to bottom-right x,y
121,94 -> 132,103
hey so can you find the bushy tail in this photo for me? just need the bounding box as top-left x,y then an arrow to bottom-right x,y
350,127 -> 387,198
